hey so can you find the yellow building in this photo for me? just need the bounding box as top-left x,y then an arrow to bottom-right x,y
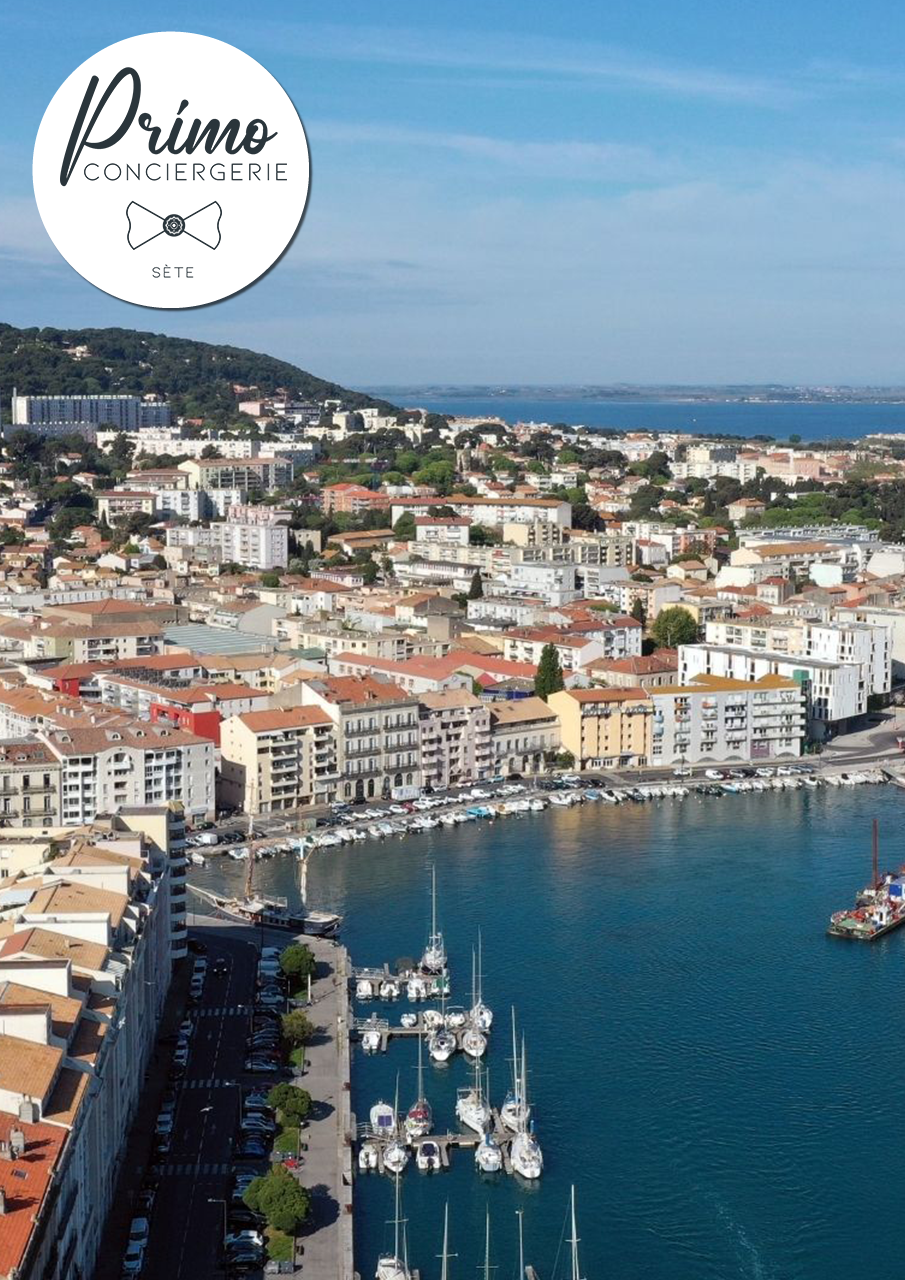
548,686 -> 652,769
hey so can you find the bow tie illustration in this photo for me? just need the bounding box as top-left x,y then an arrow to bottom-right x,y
126,201 -> 222,250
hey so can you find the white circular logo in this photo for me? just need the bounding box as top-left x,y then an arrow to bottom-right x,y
33,32 -> 310,309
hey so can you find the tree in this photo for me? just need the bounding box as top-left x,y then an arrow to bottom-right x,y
267,1082 -> 312,1123
244,1166 -> 311,1234
282,1009 -> 314,1046
393,512 -> 416,540
279,943 -> 315,983
534,643 -> 565,701
650,606 -> 698,649
467,570 -> 483,600
631,598 -> 647,626
260,571 -> 281,588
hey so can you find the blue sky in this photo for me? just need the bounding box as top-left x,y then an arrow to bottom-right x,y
4,1 -> 905,385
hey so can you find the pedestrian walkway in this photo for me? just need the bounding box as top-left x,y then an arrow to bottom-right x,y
157,1160 -> 233,1177
196,1004 -> 250,1017
182,1077 -> 241,1090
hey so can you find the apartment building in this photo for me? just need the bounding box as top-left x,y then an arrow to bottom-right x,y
220,706 -> 339,813
96,491 -> 158,523
499,562 -> 581,606
328,651 -> 471,696
320,483 -> 391,515
0,741 -> 62,828
390,496 -> 571,529
679,643 -> 860,736
300,674 -> 422,802
178,457 -> 294,491
40,722 -> 215,824
25,621 -> 164,664
487,697 -> 561,776
165,520 -> 289,570
418,690 -> 493,789
0,814 -> 176,1280
548,687 -> 652,769
414,517 -> 471,546
274,618 -> 415,661
12,392 -> 170,430
650,675 -> 805,765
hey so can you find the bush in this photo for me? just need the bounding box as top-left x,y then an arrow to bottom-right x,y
244,1166 -> 311,1235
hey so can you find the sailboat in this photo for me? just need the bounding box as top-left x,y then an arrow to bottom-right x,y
475,1128 -> 502,1174
455,1056 -> 491,1135
500,1009 -> 530,1133
428,978 -> 457,1063
376,1173 -> 410,1280
470,931 -> 493,1032
509,1037 -> 543,1180
568,1186 -> 586,1280
438,1202 -> 453,1280
404,1033 -> 433,1140
461,949 -> 487,1059
420,865 -> 447,973
383,1075 -> 410,1175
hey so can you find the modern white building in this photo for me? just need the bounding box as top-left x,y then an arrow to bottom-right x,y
650,675 -> 805,764
165,520 -> 289,570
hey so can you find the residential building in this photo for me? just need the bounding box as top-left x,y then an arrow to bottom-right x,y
12,392 -> 170,430
650,675 -> 805,764
177,457 -> 294,491
548,687 -> 652,769
0,741 -> 62,827
165,520 -> 289,570
418,690 -> 493,789
40,722 -> 215,823
220,706 -> 339,813
300,674 -> 422,802
487,696 -> 561,776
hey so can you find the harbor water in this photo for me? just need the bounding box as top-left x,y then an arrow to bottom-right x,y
192,785 -> 905,1279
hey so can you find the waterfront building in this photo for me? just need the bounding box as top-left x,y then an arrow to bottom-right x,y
487,696 -> 561,776
418,689 -> 493,789
650,675 -> 805,764
39,722 -> 215,823
300,674 -> 422,802
548,687 -> 652,769
219,706 -> 339,813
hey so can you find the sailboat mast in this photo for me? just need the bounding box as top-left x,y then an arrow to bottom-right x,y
517,1208 -> 524,1280
510,1007 -> 519,1102
483,1210 -> 491,1280
440,1202 -> 450,1280
393,1172 -> 400,1262
417,1030 -> 424,1098
520,1036 -> 528,1119
873,817 -> 880,887
431,865 -> 437,939
569,1186 -> 580,1280
477,929 -> 483,1007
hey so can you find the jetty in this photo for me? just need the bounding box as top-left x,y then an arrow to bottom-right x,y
356,1108 -> 515,1174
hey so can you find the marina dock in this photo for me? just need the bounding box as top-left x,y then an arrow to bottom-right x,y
356,1108 -> 515,1174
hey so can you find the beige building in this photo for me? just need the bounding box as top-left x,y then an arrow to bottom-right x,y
301,674 -> 422,802
650,674 -> 805,765
0,741 -> 62,828
219,706 -> 339,813
488,696 -> 561,776
418,690 -> 493,790
25,620 -> 164,663
548,687 -> 653,769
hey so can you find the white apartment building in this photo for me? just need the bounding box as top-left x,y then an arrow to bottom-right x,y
704,617 -> 890,699
418,690 -> 493,790
414,518 -> 471,547
40,723 -> 215,824
679,643 -> 861,736
497,562 -> 581,606
165,520 -> 289,570
650,675 -> 805,765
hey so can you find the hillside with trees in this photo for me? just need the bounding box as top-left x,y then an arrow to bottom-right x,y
0,324 -> 396,423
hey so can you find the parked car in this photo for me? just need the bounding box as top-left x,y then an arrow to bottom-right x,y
212,958 -> 228,976
129,1217 -> 150,1248
121,1241 -> 145,1276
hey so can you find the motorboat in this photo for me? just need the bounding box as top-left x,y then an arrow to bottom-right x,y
462,1026 -> 487,1058
358,1139 -> 379,1172
475,1131 -> 502,1174
380,980 -> 400,1000
415,1140 -> 441,1172
421,1009 -> 443,1032
444,1007 -> 466,1030
370,1100 -> 396,1136
357,979 -> 374,1000
383,1138 -> 409,1175
407,975 -> 428,1002
362,1024 -> 382,1054
400,1012 -> 418,1029
428,1027 -> 456,1063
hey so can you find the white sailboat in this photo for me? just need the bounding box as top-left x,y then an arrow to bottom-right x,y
420,865 -> 447,974
509,1038 -> 543,1180
358,1138 -> 379,1171
455,1057 -> 491,1135
470,931 -> 493,1032
404,1033 -> 432,1140
475,1128 -> 502,1173
376,1173 -> 410,1280
383,1075 -> 409,1175
500,1008 -> 530,1133
428,982 -> 456,1063
461,948 -> 487,1058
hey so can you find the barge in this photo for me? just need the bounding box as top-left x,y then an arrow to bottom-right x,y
827,819 -> 905,941
188,884 -> 342,936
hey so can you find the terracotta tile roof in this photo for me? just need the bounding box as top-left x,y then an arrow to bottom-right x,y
235,707 -> 334,734
42,1065 -> 90,1128
0,927 -> 109,973
41,721 -> 209,756
0,981 -> 83,1042
24,881 -> 128,930
307,674 -> 415,707
0,1035 -> 61,1103
562,686 -> 650,703
0,1110 -> 67,1275
68,1016 -> 108,1064
418,689 -> 485,712
488,696 -> 559,725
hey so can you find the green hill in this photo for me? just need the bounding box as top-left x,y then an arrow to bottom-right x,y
0,324 -> 396,422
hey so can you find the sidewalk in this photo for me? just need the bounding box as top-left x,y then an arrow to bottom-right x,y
290,937 -> 352,1279
93,955 -> 192,1280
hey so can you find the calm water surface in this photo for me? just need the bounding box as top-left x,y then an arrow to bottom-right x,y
194,787 -> 905,1279
368,394 -> 905,442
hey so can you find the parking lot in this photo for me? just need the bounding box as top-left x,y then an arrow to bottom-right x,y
122,929 -> 305,1279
